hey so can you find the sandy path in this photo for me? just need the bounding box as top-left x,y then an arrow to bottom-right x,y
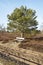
0,61 -> 3,65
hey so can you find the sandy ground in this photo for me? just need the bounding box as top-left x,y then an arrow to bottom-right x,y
0,62 -> 3,65
0,41 -> 43,65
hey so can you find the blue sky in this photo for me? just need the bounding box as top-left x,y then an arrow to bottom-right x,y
0,0 -> 43,30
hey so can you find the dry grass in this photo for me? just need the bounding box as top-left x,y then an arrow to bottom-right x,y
0,32 -> 16,43
0,32 -> 43,53
19,40 -> 43,52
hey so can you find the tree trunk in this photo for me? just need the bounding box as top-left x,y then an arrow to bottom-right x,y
21,33 -> 24,38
